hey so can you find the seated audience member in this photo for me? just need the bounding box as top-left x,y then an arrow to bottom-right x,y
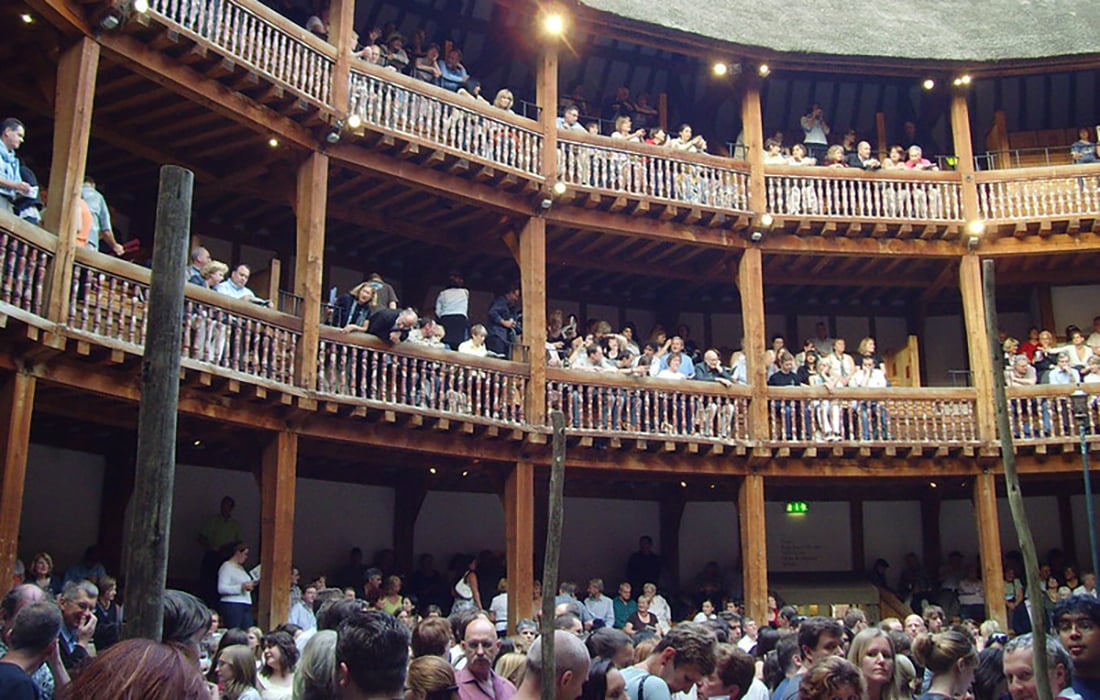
764,139 -> 788,164
407,316 -> 447,348
1002,633 -> 1073,700
558,104 -> 588,132
646,128 -> 668,146
1047,353 -> 1081,385
584,579 -> 616,631
366,308 -> 418,344
493,89 -> 516,113
1072,128 -> 1098,165
215,263 -> 258,301
822,145 -> 848,167
788,144 -> 815,166
334,282 -> 377,331
458,324 -> 490,357
290,586 -> 318,631
1,602 -> 63,700
650,336 -> 696,378
201,260 -> 229,290
511,630 -> 590,700
413,44 -> 443,84
382,33 -> 410,72
188,246 -> 212,286
59,638 -> 211,700
57,580 -> 98,672
611,116 -> 646,143
458,79 -> 489,103
904,145 -> 939,171
767,352 -> 803,387
882,145 -> 906,169
91,576 -> 120,652
304,5 -> 329,40
845,141 -> 882,170
668,124 -> 708,153
622,622 -> 717,700
438,49 -> 470,92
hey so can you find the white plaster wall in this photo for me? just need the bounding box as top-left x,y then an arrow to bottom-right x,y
679,501 -> 741,595
19,445 -> 105,571
940,499 -> 980,561
923,315 -> 968,387
766,501 -> 852,572
170,465 -> 262,581
1070,494 -> 1100,571
863,501 -> 923,572
559,497 -> 660,587
711,313 -> 743,351
997,496 -> 1061,562
293,479 -> 394,581
835,316 -> 872,348
1052,285 -> 1100,336
413,492 -> 505,574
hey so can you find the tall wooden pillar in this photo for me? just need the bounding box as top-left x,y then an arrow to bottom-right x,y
739,474 -> 767,623
974,472 -> 1008,629
659,493 -> 685,592
393,474 -> 426,576
258,431 -> 297,630
520,217 -> 547,424
740,78 -> 766,213
0,371 -> 36,594
950,94 -> 980,225
328,0 -> 355,117
960,255 -> 996,442
537,42 -> 558,179
294,153 -> 328,390
44,37 -> 100,323
738,249 -> 768,441
504,461 -> 534,634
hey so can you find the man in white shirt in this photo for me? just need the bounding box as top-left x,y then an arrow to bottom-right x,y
849,354 -> 889,440
215,264 -> 257,300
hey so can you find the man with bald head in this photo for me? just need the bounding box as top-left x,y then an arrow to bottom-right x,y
457,616 -> 516,700
0,584 -> 70,699
512,630 -> 591,700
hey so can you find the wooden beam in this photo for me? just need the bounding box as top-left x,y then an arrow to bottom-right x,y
44,37 -> 99,323
294,153 -> 328,390
258,430 -> 298,630
328,0 -> 355,121
950,94 -> 981,237
738,249 -> 768,441
960,255 -> 997,442
504,461 -> 534,635
520,217 -> 547,425
974,472 -> 1008,630
739,474 -> 767,625
741,78 -> 766,215
0,371 -> 36,595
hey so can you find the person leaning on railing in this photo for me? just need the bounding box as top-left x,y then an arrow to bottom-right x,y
1071,127 -> 1098,164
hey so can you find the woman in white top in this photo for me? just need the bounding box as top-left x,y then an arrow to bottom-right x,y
452,555 -> 482,612
257,631 -> 297,700
489,578 -> 509,634
435,272 -> 469,348
218,543 -> 257,629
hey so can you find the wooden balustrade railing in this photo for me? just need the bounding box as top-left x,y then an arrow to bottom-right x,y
556,134 -> 751,212
547,369 -> 752,441
147,0 -> 335,105
764,166 -> 963,221
317,331 -> 529,425
1005,384 -> 1100,443
348,65 -> 544,178
0,215 -> 55,317
975,164 -> 1100,221
764,387 -> 979,445
68,249 -> 302,384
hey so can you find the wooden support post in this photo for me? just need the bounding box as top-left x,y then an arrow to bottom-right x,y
520,217 -> 547,424
540,411 -> 566,700
123,166 -> 193,641
974,472 -> 1007,629
740,78 -> 766,213
505,461 -> 534,635
991,111 -> 1010,169
393,474 -> 426,577
258,431 -> 298,631
294,153 -> 328,390
537,44 -> 558,180
875,112 -> 888,162
1037,286 -> 1056,335
328,0 -> 355,119
739,249 -> 769,441
658,93 -> 668,132
0,371 -> 36,595
739,474 -> 767,624
950,94 -> 980,226
659,494 -> 685,593
960,255 -> 997,442
44,37 -> 99,323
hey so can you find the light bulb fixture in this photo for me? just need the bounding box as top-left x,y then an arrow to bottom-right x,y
757,63 -> 770,77
132,0 -> 149,13
543,12 -> 565,36
20,13 -> 33,23
551,180 -> 567,196
922,78 -> 935,90
967,219 -> 984,249
713,62 -> 728,77
268,137 -> 279,148
953,74 -> 972,87
760,212 -> 774,228
347,113 -> 362,129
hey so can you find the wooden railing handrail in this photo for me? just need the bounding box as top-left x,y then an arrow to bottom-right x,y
318,327 -> 531,377
557,131 -> 754,172
763,386 -> 977,401
72,247 -> 304,333
348,63 -> 543,135
547,367 -> 747,397
1006,383 -> 1100,398
0,212 -> 59,253
973,162 -> 1100,184
765,164 -> 963,183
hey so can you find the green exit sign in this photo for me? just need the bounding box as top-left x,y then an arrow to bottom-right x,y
785,501 -> 808,514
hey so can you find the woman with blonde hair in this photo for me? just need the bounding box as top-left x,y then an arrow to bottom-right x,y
406,654 -> 459,700
216,644 -> 262,700
911,630 -> 978,700
334,281 -> 376,332
847,628 -> 903,700
494,652 -> 528,688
